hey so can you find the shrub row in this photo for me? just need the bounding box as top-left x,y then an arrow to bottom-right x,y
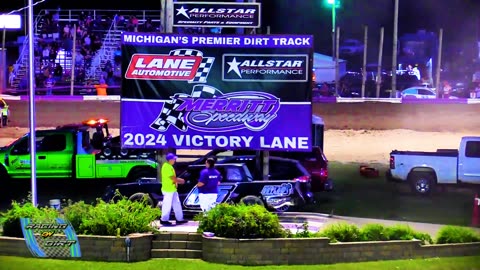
306,223 -> 434,245
2,199 -> 479,245
0,194 -> 160,237
195,203 -> 480,244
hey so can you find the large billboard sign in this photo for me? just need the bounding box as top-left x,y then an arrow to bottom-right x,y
173,1 -> 261,28
121,32 -> 313,151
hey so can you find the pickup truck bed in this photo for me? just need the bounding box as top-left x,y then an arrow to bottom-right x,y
391,149 -> 459,157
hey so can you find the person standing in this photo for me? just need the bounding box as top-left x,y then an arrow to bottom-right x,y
160,153 -> 188,226
44,74 -> 55,95
197,158 -> 222,212
442,80 -> 452,99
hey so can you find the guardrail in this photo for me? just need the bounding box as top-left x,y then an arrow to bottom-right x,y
1,94 -> 480,104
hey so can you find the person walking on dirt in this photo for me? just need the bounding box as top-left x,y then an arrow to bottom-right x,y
160,153 -> 188,226
197,157 -> 222,212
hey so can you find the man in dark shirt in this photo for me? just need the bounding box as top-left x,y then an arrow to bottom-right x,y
197,158 -> 222,212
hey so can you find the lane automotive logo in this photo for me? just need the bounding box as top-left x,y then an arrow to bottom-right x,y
125,49 -> 215,83
150,84 -> 280,133
223,54 -> 309,82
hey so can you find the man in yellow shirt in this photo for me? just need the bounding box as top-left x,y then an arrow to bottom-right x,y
160,153 -> 188,226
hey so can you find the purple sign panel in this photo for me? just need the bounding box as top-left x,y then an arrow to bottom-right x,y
121,33 -> 313,151
173,1 -> 261,28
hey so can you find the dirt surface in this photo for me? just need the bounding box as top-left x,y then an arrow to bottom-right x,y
1,101 -> 478,164
1,127 -> 473,164
3,100 -> 480,132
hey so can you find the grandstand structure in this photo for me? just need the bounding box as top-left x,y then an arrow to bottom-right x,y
11,9 -> 162,92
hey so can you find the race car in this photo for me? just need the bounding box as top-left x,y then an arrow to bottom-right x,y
102,163 -> 314,214
0,98 -> 10,127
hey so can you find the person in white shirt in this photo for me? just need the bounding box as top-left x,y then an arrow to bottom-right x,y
412,65 -> 421,80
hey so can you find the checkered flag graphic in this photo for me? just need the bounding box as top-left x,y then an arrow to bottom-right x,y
169,49 -> 215,83
191,84 -> 224,98
33,235 -> 72,257
150,85 -> 224,132
150,94 -> 189,132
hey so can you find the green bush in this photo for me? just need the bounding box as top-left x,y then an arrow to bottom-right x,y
385,224 -> 417,241
77,197 -> 160,236
316,222 -> 361,243
359,223 -> 389,241
0,201 -> 60,238
195,203 -> 285,239
435,226 -> 480,244
62,201 -> 94,232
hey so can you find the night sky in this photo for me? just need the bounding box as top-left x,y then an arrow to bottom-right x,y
1,0 -> 479,57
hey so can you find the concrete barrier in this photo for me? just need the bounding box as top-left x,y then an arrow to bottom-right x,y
202,237 -> 480,265
0,233 -> 153,262
1,232 -> 479,265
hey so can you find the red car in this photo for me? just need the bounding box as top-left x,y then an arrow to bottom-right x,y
175,146 -> 332,192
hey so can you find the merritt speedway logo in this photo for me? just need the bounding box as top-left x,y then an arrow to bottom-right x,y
125,49 -> 215,83
223,54 -> 309,82
150,85 -> 280,133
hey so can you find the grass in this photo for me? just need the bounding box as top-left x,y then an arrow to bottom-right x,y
0,256 -> 480,270
304,162 -> 477,226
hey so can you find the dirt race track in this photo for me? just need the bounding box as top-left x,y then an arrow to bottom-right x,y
3,100 -> 480,132
1,101 -> 480,164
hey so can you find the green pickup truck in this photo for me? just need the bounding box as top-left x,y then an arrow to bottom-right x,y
0,120 -> 157,181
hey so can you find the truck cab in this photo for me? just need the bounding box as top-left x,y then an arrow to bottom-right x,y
0,123 -> 157,181
1,130 -> 75,178
458,137 -> 480,183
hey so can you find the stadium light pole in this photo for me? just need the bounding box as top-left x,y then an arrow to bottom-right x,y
391,0 -> 399,96
28,0 -> 38,206
325,0 -> 339,60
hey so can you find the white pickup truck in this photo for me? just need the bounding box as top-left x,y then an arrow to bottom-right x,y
386,137 -> 480,195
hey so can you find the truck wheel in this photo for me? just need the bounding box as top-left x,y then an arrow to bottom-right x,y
240,196 -> 265,207
120,149 -> 129,157
102,147 -> 112,158
409,172 -> 435,196
128,193 -> 155,207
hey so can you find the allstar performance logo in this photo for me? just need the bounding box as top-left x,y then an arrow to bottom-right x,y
222,54 -> 309,82
173,2 -> 261,27
124,49 -> 215,83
